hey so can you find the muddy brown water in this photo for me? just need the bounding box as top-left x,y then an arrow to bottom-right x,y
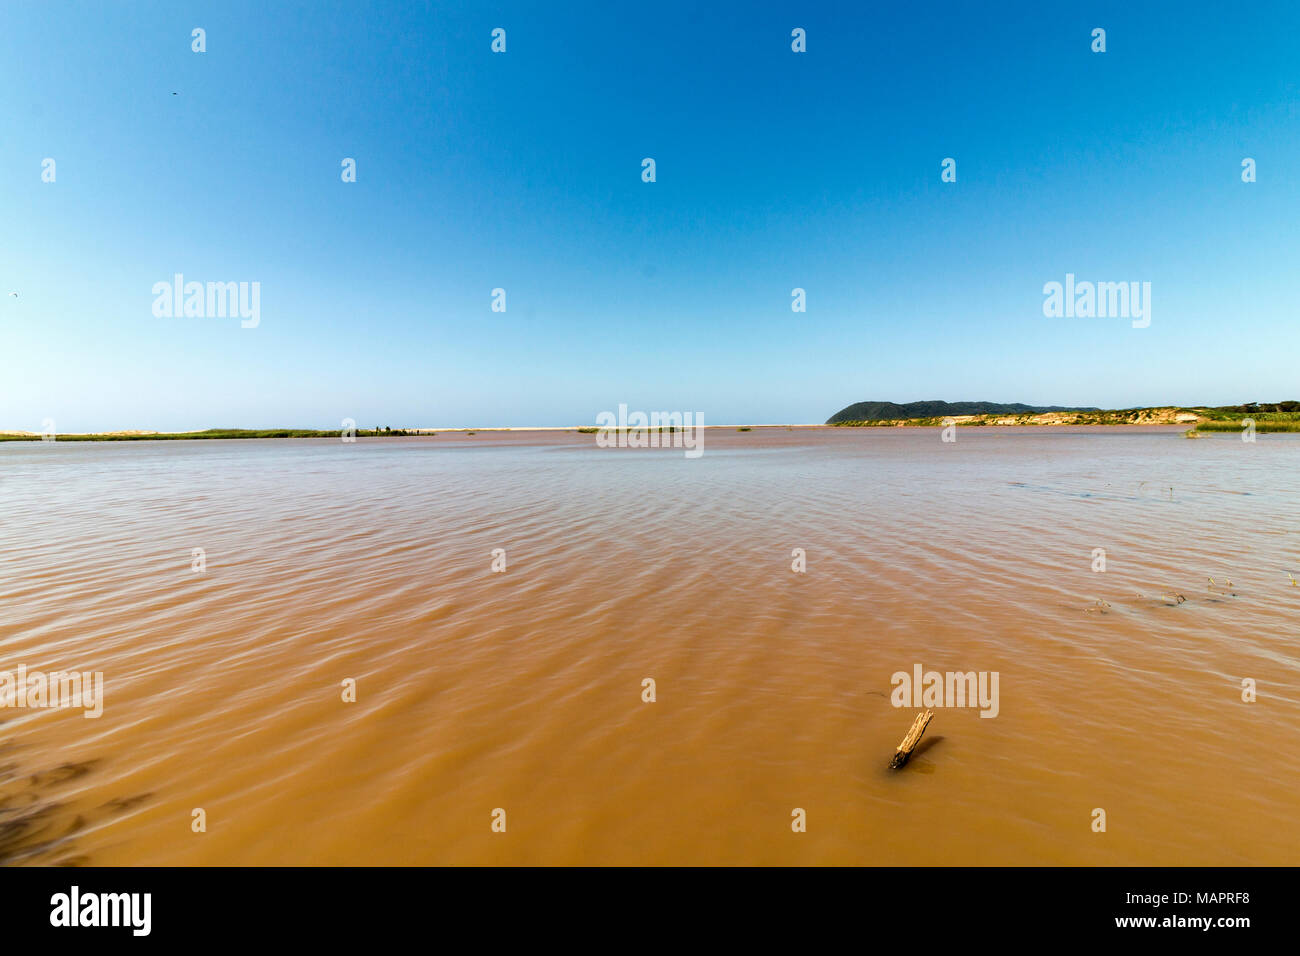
1,427 -> 1296,864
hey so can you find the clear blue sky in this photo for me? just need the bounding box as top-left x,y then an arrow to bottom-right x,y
3,0 -> 1298,430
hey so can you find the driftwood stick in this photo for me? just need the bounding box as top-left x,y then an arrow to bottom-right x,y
888,709 -> 935,770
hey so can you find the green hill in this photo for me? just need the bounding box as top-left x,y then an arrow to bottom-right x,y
825,400 -> 1097,424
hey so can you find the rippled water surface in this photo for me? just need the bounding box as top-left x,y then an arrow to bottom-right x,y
1,427 -> 1297,864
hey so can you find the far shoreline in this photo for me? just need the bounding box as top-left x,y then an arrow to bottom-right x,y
4,404 -> 1297,442
2,423 -> 1286,443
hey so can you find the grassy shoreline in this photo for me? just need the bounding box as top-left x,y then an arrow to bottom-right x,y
0,428 -> 416,442
1191,421 -> 1300,433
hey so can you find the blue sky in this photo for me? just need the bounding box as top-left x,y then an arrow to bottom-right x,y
2,0 -> 1298,430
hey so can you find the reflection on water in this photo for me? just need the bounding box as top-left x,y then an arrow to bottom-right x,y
0,427 -> 1297,864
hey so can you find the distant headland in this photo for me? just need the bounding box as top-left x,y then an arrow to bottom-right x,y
826,401 -> 1097,423
825,400 -> 1300,431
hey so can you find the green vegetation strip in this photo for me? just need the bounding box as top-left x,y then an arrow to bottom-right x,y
0,428 -> 418,442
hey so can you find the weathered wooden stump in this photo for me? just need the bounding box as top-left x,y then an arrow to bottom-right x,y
888,709 -> 935,770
